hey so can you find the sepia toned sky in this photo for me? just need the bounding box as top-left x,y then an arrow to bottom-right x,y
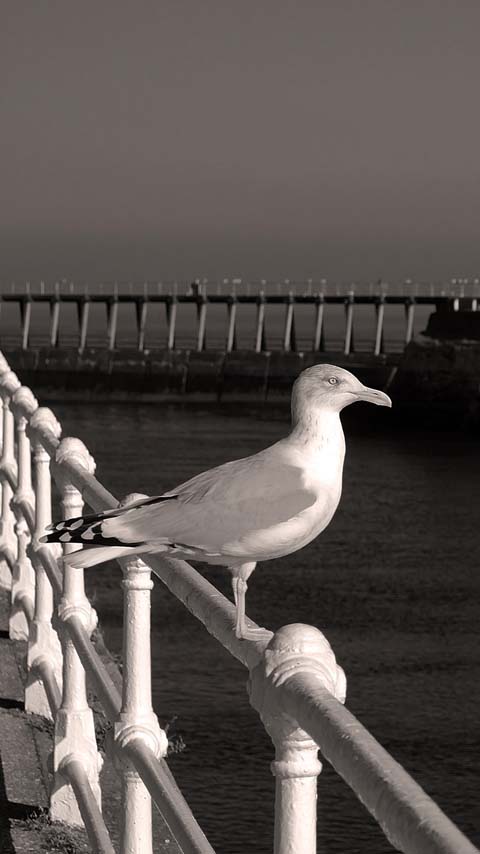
1,1 -> 480,282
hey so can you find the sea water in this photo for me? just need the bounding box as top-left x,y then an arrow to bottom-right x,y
52,400 -> 480,853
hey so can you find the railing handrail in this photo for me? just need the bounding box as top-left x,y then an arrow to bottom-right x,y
0,353 -> 478,854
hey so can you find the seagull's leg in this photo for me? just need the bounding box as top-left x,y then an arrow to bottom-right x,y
231,563 -> 272,642
231,575 -> 248,638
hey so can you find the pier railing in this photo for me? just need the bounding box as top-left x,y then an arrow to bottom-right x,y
1,284 -> 478,354
0,351 -> 477,854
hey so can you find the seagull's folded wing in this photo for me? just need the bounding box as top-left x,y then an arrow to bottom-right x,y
99,447 -> 318,556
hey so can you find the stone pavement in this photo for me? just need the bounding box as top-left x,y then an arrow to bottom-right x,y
0,587 -> 92,852
0,587 -> 180,853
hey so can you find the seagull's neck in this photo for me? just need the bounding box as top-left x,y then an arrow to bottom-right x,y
289,406 -> 345,454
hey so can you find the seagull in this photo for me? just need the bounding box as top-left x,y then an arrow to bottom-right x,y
41,365 -> 391,639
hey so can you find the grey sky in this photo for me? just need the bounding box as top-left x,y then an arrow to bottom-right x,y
2,1 -> 480,282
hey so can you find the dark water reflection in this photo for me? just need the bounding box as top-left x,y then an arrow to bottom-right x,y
52,400 -> 480,853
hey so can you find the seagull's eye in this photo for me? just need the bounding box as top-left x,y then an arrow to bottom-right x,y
328,377 -> 338,385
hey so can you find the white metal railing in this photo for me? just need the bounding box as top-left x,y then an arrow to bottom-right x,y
0,350 -> 478,854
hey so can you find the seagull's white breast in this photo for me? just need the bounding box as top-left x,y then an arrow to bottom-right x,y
219,430 -> 346,563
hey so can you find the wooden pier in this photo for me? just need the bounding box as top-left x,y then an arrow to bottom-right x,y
0,285 -> 477,355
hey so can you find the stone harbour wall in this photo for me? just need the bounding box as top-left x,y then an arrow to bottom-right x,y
2,339 -> 480,426
1,346 -> 396,402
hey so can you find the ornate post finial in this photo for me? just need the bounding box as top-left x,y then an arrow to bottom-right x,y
0,371 -> 21,399
248,623 -> 346,854
11,386 -> 38,422
55,436 -> 96,475
28,407 -> 62,448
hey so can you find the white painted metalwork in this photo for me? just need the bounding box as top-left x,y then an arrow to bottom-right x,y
25,406 -> 64,718
9,386 -> 37,639
0,370 -> 20,588
51,437 -> 103,826
0,349 -> 478,854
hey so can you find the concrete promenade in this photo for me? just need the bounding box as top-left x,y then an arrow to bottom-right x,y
0,585 -> 92,852
0,586 -> 177,854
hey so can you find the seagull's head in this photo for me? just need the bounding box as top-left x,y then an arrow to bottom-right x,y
292,364 -> 392,416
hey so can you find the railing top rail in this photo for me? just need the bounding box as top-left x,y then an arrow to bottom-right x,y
274,674 -> 478,854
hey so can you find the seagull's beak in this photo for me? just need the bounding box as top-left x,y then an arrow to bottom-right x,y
356,385 -> 392,407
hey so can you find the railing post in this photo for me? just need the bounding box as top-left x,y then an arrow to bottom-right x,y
0,371 -> 5,590
0,370 -> 21,590
51,437 -> 103,824
9,387 -> 38,639
114,494 -> 168,854
25,407 -> 63,718
249,624 -> 346,854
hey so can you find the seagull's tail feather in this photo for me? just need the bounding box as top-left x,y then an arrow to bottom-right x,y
40,505 -> 173,569
40,510 -> 147,549
63,545 -> 146,569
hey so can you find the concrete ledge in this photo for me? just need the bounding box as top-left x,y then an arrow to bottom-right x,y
3,341 -> 480,424
2,347 -> 398,401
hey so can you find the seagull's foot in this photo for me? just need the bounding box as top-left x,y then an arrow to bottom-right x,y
235,622 -> 273,643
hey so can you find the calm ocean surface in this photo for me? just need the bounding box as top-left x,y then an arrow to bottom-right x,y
52,400 -> 480,854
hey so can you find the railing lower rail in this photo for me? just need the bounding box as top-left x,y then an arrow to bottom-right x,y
0,350 -> 477,854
